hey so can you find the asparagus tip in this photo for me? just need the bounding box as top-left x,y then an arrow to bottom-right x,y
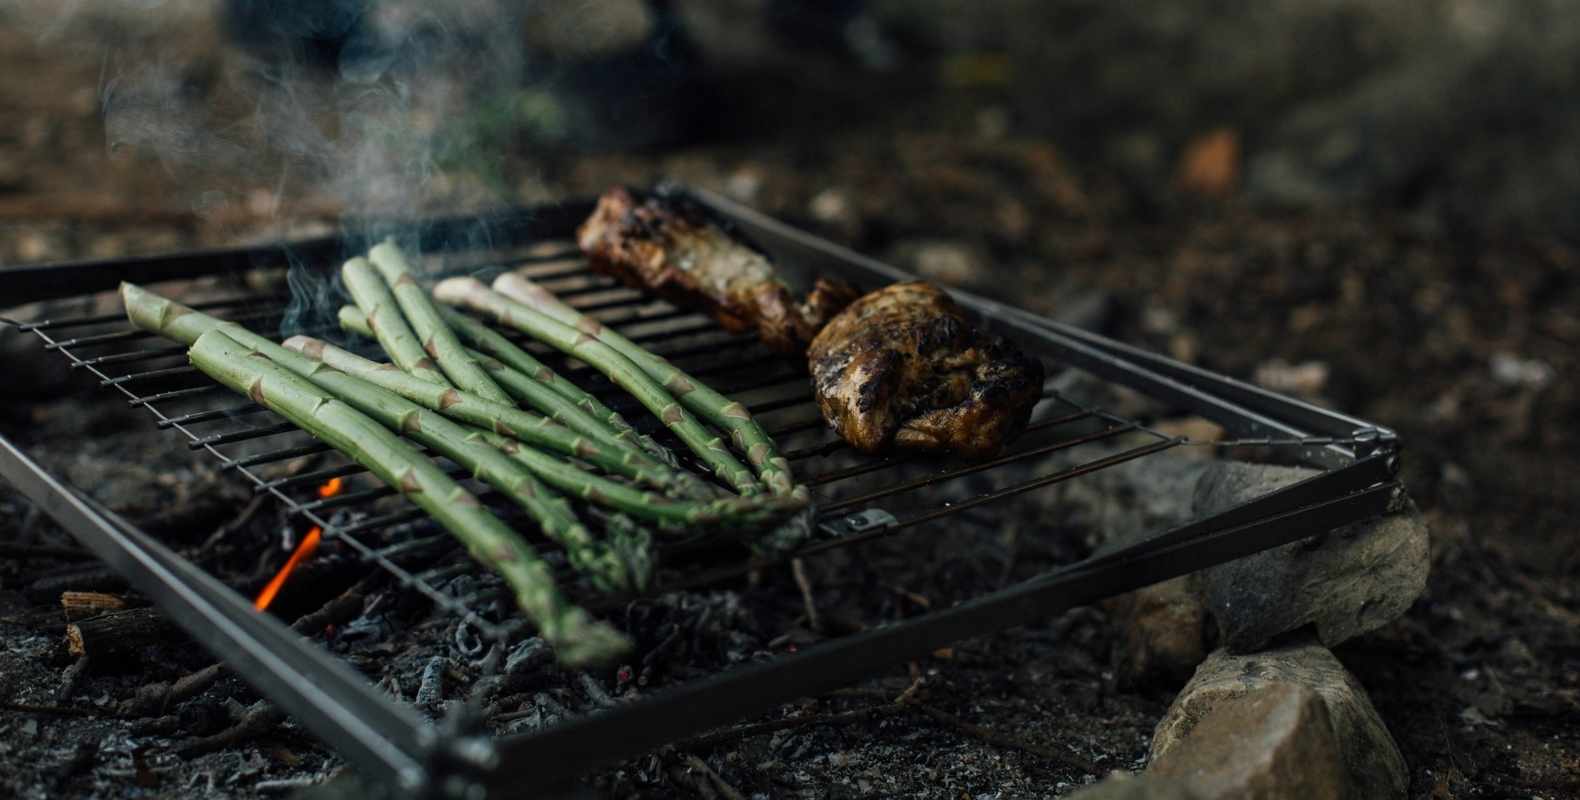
432,276 -> 485,305
280,335 -> 324,359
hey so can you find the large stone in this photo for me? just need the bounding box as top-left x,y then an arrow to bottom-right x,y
1149,640 -> 1407,800
1190,462 -> 1429,652
1151,683 -> 1343,799
1104,576 -> 1208,689
1045,440 -> 1213,687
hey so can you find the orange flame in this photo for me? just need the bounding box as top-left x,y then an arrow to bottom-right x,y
253,476 -> 346,612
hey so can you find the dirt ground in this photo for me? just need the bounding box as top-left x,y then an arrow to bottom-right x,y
0,5 -> 1575,799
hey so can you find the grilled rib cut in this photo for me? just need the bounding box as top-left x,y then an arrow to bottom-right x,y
808,282 -> 1044,459
578,187 -> 858,354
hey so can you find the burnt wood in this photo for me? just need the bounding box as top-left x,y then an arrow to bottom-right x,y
65,607 -> 176,657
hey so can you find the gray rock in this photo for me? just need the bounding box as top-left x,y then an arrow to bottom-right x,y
1057,441 -> 1211,554
1050,440 -> 1215,686
1149,640 -> 1407,800
1104,577 -> 1208,689
1152,683 -> 1343,799
1191,461 -> 1429,652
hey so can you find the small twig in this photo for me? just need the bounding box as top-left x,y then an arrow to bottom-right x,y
895,662 -> 925,705
66,607 -> 176,657
192,494 -> 270,556
640,623 -> 684,676
790,558 -> 822,633
119,663 -> 226,718
684,754 -> 746,800
59,655 -> 91,699
177,701 -> 284,757
290,575 -> 375,636
61,591 -> 130,621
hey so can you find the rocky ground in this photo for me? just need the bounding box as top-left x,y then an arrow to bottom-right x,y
1,2 -> 1577,799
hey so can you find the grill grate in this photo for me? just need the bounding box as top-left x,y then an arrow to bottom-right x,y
21,246 -> 1199,643
0,190 -> 1403,796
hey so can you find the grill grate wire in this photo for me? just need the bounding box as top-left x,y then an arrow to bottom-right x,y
22,250 -> 1195,644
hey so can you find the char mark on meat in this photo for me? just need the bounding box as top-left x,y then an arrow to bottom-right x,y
808,282 -> 1044,459
577,186 -> 858,354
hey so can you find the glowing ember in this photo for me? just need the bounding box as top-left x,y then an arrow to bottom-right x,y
253,527 -> 321,612
253,477 -> 345,612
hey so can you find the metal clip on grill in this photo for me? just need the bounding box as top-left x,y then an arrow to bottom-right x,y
0,187 -> 1403,798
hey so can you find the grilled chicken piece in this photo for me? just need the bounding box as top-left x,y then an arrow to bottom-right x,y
578,187 -> 859,354
808,282 -> 1044,459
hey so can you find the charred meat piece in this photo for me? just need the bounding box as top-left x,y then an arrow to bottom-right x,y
808,282 -> 1045,459
578,187 -> 859,354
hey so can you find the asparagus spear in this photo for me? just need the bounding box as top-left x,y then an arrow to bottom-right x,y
280,353 -> 645,593
285,336 -> 799,527
439,306 -> 628,428
187,329 -> 629,666
471,427 -> 805,530
290,331 -> 684,496
339,305 -> 682,474
433,278 -> 764,496
494,272 -> 804,500
121,282 -> 646,591
341,257 -> 452,387
437,305 -> 678,467
367,240 -> 514,404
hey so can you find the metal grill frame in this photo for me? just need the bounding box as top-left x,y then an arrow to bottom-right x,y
0,187 -> 1405,798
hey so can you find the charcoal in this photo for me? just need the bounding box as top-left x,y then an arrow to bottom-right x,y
414,656 -> 447,708
502,637 -> 554,689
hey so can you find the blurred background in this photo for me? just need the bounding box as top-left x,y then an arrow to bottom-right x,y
0,1 -> 1575,796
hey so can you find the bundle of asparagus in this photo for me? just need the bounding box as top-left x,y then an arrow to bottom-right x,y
123,282 -> 641,660
188,327 -> 630,666
432,278 -> 768,495
121,236 -> 810,665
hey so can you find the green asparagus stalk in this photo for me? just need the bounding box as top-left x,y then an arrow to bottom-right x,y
433,278 -> 765,496
120,282 -> 646,592
339,304 -> 683,475
472,428 -> 806,530
367,240 -> 514,404
495,272 -> 804,500
341,257 -> 453,387
439,306 -> 625,426
285,336 -> 800,528
281,356 -> 644,593
187,328 -> 629,666
437,305 -> 677,467
287,333 -> 683,496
